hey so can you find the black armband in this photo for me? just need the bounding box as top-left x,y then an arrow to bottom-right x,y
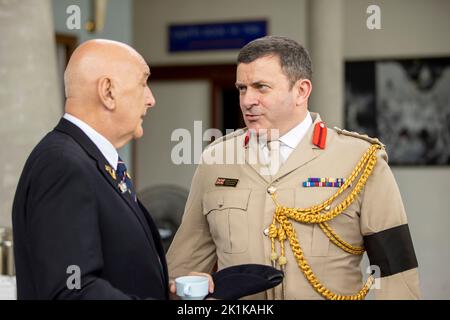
364,224 -> 418,277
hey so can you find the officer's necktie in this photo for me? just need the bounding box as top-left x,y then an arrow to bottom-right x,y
267,140 -> 283,175
116,157 -> 137,202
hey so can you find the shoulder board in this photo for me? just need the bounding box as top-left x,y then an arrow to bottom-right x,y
333,127 -> 385,147
207,128 -> 247,149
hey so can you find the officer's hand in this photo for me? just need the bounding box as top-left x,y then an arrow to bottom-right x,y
168,280 -> 180,300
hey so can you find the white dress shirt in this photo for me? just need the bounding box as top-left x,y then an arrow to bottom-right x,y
261,112 -> 313,164
63,113 -> 119,170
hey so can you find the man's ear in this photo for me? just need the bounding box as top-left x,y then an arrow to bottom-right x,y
294,78 -> 312,106
98,76 -> 115,110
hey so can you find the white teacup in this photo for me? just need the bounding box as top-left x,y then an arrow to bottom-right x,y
175,275 -> 209,300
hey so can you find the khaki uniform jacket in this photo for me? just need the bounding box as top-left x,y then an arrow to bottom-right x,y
167,113 -> 420,299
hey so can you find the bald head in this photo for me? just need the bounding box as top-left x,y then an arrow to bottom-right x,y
64,39 -> 148,100
63,39 -> 155,148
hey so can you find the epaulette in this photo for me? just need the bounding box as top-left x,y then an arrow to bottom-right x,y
207,128 -> 248,149
333,127 -> 385,148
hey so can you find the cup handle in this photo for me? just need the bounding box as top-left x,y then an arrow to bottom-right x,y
183,284 -> 191,296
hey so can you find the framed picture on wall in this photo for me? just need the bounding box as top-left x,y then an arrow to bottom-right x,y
345,58 -> 450,166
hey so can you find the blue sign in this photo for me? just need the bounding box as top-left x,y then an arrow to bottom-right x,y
169,20 -> 267,52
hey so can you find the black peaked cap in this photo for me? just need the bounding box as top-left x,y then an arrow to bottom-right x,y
206,264 -> 284,300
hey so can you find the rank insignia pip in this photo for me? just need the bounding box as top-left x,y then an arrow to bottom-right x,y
215,177 -> 239,187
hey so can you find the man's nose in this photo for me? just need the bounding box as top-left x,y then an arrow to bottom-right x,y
145,86 -> 156,108
240,89 -> 259,109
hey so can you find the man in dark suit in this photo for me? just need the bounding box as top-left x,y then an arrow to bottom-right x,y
12,39 -> 212,299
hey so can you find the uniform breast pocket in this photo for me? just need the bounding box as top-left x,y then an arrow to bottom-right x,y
329,199 -> 362,250
295,189 -> 331,257
296,189 -> 362,257
202,189 -> 251,254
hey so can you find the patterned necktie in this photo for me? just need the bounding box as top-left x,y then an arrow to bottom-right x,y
116,158 -> 163,275
116,157 -> 137,202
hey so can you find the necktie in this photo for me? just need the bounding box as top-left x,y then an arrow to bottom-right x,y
116,158 -> 164,278
267,140 -> 283,175
116,157 -> 137,202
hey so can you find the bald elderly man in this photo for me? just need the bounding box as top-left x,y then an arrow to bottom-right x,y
12,39 -> 212,299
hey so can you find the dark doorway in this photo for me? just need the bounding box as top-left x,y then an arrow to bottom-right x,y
220,86 -> 245,132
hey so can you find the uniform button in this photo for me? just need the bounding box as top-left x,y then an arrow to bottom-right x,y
267,186 -> 277,194
263,228 -> 270,236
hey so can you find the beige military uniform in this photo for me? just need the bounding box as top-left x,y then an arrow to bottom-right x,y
167,112 -> 420,300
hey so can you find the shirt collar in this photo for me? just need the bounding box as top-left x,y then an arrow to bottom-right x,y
63,113 -> 119,170
279,112 -> 313,149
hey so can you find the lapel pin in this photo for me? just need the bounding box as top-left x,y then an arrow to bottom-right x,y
105,165 -> 116,180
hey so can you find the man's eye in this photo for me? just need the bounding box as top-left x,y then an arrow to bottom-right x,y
257,84 -> 269,91
237,86 -> 246,93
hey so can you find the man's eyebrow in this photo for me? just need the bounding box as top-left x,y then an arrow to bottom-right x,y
251,80 -> 269,85
236,81 -> 268,87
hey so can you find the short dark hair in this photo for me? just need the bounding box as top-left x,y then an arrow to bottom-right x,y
237,36 -> 312,87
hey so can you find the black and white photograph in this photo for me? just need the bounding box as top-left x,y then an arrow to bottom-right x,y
345,58 -> 450,165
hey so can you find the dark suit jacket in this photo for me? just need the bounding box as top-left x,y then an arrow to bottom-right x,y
12,118 -> 169,299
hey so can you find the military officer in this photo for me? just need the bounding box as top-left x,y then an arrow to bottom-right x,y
167,36 -> 420,300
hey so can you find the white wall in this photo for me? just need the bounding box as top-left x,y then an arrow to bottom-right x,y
136,81 -> 211,191
393,169 -> 450,299
344,0 -> 450,59
133,0 -> 308,65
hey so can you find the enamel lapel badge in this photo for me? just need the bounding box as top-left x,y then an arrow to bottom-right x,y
118,181 -> 128,193
105,165 -> 116,180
